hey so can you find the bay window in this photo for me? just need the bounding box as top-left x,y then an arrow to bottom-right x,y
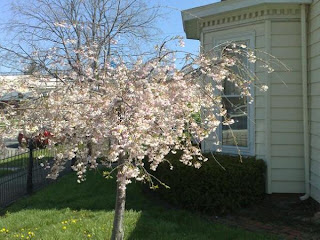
211,32 -> 255,156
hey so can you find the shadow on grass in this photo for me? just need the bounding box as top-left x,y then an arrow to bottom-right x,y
1,170 -> 277,240
2,170 -> 146,213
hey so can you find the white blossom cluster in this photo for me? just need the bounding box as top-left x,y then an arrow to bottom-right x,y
0,40 -> 273,189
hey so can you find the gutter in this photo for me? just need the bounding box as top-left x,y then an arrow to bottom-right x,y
182,0 -> 313,40
300,3 -> 310,201
182,0 -> 313,21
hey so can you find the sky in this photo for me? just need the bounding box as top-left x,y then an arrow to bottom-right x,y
152,0 -> 219,51
0,0 -> 220,72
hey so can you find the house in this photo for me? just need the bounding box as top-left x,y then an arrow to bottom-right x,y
181,0 -> 320,203
0,74 -> 62,103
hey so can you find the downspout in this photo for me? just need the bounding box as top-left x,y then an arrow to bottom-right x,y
300,3 -> 310,201
265,19 -> 272,194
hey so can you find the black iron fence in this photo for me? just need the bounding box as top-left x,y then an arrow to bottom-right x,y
0,146 -> 71,209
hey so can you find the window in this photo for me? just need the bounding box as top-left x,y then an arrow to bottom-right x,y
211,32 -> 255,156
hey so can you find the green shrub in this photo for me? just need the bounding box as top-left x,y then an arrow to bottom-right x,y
152,152 -> 266,215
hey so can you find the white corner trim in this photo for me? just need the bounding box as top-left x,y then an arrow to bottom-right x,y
300,3 -> 310,200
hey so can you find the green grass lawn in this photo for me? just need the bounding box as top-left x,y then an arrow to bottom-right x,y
0,171 -> 279,240
0,149 -> 53,178
0,169 -> 17,177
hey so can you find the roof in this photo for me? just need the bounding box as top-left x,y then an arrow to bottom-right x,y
181,0 -> 313,39
0,75 -> 62,101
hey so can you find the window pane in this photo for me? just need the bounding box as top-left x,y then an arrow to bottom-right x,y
222,97 -> 248,147
223,42 -> 248,96
223,80 -> 240,95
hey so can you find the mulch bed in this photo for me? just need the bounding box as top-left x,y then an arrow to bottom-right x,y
215,194 -> 320,240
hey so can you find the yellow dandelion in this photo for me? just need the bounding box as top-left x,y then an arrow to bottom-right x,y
62,226 -> 67,230
87,234 -> 92,238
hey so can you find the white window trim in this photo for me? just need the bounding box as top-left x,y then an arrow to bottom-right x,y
209,31 -> 256,156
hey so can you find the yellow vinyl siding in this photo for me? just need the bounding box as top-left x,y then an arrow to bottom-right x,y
271,133 -> 304,145
309,68 -> 320,81
255,132 -> 265,144
309,15 -> 320,33
271,96 -> 303,108
311,147 -> 320,160
272,182 -> 305,193
271,47 -> 302,59
271,145 -> 304,158
311,160 -> 320,177
255,108 -> 265,120
272,157 -> 305,169
272,22 -> 301,35
271,120 -> 303,133
308,28 -> 320,46
257,72 -> 301,84
255,96 -> 265,108
272,35 -> 301,47
308,43 -> 320,58
311,185 -> 320,203
271,109 -> 303,121
271,84 -> 302,96
272,169 -> 305,182
199,4 -> 310,194
310,82 -> 320,94
310,121 -> 320,134
309,55 -> 320,70
268,20 -> 305,193
309,0 -> 320,19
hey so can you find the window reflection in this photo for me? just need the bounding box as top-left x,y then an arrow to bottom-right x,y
221,42 -> 249,148
222,97 -> 248,147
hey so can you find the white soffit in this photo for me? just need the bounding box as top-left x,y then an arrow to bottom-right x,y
181,0 -> 313,39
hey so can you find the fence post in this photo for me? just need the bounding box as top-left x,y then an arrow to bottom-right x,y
27,139 -> 34,194
71,155 -> 76,166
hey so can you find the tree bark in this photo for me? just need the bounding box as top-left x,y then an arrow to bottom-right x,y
111,156 -> 127,240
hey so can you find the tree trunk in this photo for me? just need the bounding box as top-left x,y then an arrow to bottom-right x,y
111,156 -> 127,240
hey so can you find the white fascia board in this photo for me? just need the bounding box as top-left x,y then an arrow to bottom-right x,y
182,0 -> 312,22
181,0 -> 312,39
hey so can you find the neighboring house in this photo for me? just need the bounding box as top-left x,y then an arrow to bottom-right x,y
182,0 -> 320,203
0,74 -> 61,103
